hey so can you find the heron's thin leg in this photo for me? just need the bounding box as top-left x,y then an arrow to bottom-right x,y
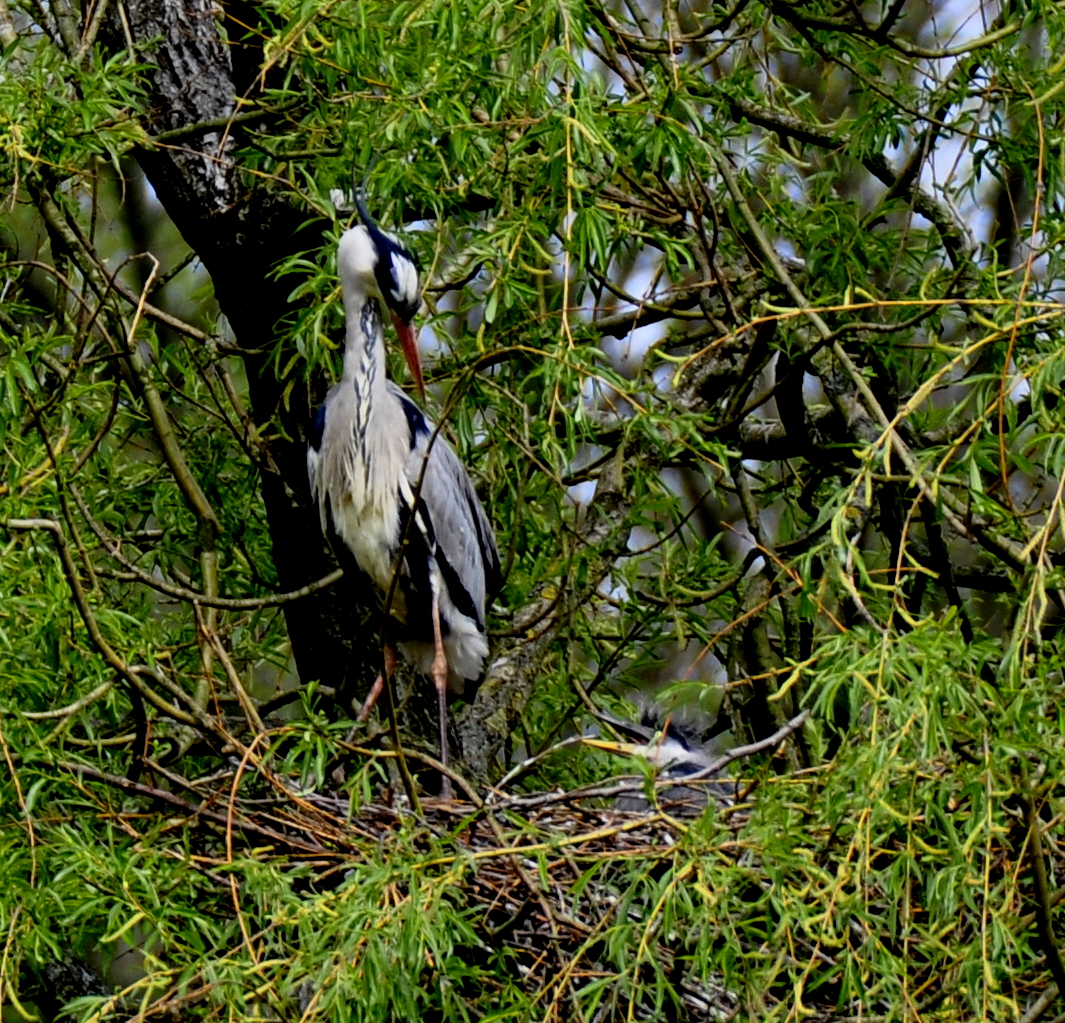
429,591 -> 453,800
357,641 -> 396,723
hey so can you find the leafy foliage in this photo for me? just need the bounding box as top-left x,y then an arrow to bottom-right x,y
3,0 -> 1065,1018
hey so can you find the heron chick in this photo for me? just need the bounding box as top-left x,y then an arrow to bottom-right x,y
307,212 -> 500,797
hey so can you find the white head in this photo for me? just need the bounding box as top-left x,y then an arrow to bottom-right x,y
337,225 -> 420,318
337,223 -> 425,397
336,225 -> 379,293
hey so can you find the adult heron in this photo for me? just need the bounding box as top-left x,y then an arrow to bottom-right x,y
307,206 -> 500,797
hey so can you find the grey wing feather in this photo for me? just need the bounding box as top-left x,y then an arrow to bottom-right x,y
306,387 -> 337,534
399,394 -> 499,625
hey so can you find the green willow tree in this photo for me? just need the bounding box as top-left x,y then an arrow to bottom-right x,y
3,0 -> 1065,1017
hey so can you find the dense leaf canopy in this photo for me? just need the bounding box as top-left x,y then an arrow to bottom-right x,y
2,0 -> 1065,1018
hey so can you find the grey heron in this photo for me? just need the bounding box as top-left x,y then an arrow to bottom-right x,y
588,705 -> 735,813
307,206 -> 500,797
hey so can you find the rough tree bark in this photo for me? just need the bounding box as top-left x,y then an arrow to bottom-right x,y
107,0 -> 543,777
113,0 -> 382,717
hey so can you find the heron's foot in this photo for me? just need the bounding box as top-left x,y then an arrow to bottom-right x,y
356,674 -> 384,723
429,592 -> 454,792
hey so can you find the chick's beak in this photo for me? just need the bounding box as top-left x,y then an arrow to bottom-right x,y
392,312 -> 425,402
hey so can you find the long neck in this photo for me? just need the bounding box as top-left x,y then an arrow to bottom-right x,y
341,288 -> 387,403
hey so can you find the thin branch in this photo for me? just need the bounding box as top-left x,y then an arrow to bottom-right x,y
498,711 -> 809,810
71,484 -> 342,607
30,186 -> 214,342
711,148 -> 1029,576
727,98 -> 974,268
146,104 -> 298,145
3,518 -> 199,727
1023,792 -> 1065,999
57,760 -> 325,853
21,678 -> 115,720
73,0 -> 112,64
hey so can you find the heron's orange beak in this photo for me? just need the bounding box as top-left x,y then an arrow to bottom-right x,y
392,313 -> 425,402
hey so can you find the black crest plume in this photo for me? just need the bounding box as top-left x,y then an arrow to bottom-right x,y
355,162 -> 420,323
